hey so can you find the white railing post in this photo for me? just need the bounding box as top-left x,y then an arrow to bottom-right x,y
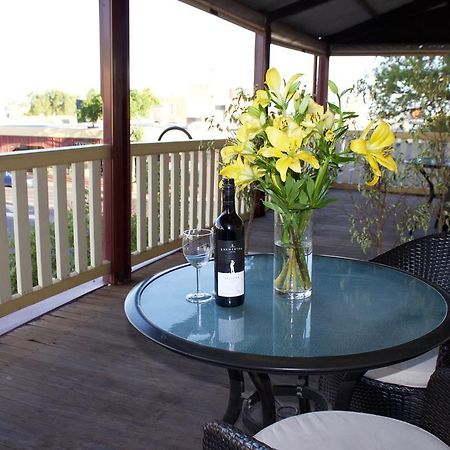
33,167 -> 52,287
12,170 -> 33,295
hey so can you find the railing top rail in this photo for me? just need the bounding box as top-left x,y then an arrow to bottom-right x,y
131,139 -> 227,157
0,144 -> 110,171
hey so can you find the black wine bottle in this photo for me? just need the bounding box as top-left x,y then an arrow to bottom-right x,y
214,178 -> 245,307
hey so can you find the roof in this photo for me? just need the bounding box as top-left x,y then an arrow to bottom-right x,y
180,0 -> 450,55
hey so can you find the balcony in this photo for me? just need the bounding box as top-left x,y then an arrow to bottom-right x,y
0,0 -> 449,448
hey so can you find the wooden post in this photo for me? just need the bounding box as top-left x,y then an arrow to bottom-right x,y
312,55 -> 318,100
99,0 -> 131,284
254,20 -> 271,90
316,53 -> 330,107
253,19 -> 271,218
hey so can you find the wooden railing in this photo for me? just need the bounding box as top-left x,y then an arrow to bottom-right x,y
1,132 -> 441,317
0,145 -> 110,316
130,139 -> 233,265
0,139 -> 246,317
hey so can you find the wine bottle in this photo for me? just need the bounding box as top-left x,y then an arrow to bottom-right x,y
214,178 -> 245,307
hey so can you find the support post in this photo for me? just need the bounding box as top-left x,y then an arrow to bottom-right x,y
254,20 -> 271,90
253,19 -> 271,218
315,53 -> 330,107
99,0 -> 131,284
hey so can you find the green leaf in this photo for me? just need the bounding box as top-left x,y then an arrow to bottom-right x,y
328,103 -> 340,115
333,155 -> 355,163
306,178 -> 315,200
247,106 -> 261,118
298,95 -> 310,114
298,191 -> 309,205
340,87 -> 353,97
328,80 -> 339,95
316,198 -> 336,208
262,201 -> 284,214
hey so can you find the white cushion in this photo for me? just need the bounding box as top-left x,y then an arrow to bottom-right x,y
365,348 -> 438,388
254,411 -> 449,450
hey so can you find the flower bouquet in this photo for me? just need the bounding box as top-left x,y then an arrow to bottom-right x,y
220,67 -> 397,299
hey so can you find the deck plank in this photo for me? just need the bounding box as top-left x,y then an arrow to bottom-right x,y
0,189 -> 423,449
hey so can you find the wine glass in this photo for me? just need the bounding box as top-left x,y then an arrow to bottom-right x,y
182,228 -> 213,303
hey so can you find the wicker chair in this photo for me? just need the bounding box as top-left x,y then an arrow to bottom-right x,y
203,369 -> 450,449
319,232 -> 450,426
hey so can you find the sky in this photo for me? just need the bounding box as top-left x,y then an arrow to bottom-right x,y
0,0 -> 379,121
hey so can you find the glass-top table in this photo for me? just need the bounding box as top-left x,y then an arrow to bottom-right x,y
125,254 -> 449,372
124,254 -> 450,426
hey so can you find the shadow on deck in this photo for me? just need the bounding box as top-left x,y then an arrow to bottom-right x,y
0,189 -> 427,449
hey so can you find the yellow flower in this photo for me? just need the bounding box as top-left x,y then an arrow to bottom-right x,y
350,120 -> 397,186
254,90 -> 270,108
266,67 -> 282,95
239,111 -> 265,136
265,67 -> 302,101
220,156 -> 265,188
260,126 -> 320,182
325,130 -> 335,142
221,124 -> 255,163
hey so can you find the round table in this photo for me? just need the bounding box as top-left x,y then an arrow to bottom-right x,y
125,254 -> 450,427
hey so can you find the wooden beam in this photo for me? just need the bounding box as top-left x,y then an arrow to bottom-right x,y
178,0 -> 327,55
330,43 -> 450,56
99,0 -> 131,284
268,0 -> 331,22
327,0 -> 448,43
254,19 -> 271,90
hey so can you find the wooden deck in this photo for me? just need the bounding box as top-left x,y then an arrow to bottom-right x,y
0,189 -> 424,449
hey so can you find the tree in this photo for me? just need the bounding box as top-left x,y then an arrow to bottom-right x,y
130,88 -> 160,142
76,89 -> 103,127
358,56 -> 450,128
76,88 -> 160,138
28,90 -> 76,116
130,88 -> 159,119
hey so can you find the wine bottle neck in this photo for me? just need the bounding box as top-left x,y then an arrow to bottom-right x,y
223,199 -> 235,212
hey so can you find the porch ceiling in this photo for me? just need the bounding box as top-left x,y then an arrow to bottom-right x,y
179,0 -> 450,55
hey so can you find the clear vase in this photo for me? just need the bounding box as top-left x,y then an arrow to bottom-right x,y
273,210 -> 313,300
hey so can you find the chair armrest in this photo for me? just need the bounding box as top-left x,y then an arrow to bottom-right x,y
203,421 -> 274,450
422,368 -> 450,446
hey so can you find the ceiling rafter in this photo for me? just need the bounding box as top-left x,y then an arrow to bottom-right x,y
326,0 -> 449,42
267,0 -> 332,22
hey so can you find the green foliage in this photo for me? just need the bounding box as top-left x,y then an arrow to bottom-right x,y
349,158 -> 431,256
9,210 -> 77,295
77,89 -> 103,127
130,88 -> 159,119
28,90 -> 77,116
357,56 -> 450,127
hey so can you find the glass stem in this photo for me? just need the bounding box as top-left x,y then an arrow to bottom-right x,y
196,267 -> 200,294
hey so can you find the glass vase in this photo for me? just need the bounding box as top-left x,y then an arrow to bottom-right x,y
273,210 -> 313,300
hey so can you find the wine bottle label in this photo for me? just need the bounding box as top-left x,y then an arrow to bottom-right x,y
216,239 -> 244,297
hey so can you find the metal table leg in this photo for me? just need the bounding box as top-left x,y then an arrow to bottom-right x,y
222,369 -> 245,424
248,372 -> 276,427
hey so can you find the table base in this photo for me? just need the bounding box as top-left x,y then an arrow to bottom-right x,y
222,370 -> 365,432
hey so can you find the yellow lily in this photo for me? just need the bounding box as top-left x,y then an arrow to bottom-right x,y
261,126 -> 320,182
265,67 -> 302,101
350,120 -> 396,186
239,111 -> 265,137
220,156 -> 265,189
221,124 -> 255,164
253,89 -> 270,108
